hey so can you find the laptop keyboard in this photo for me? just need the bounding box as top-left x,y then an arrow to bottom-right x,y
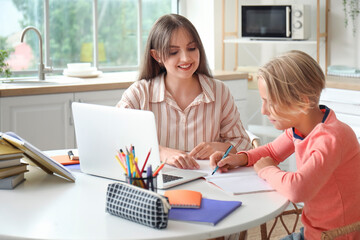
162,174 -> 183,183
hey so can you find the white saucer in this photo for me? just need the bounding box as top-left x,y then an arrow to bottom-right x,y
63,69 -> 103,78
64,67 -> 97,74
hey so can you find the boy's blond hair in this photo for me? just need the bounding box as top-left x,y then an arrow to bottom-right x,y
258,50 -> 325,118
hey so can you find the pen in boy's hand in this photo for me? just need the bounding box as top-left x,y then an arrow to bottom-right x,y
211,145 -> 233,175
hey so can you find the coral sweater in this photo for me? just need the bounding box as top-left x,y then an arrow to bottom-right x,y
246,106 -> 360,239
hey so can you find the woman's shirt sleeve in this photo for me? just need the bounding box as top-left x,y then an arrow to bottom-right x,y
116,81 -> 144,109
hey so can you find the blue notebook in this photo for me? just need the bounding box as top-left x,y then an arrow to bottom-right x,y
168,198 -> 242,226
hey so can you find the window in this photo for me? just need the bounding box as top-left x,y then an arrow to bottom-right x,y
0,0 -> 177,77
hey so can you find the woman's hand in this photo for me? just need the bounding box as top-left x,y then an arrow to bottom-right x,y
209,152 -> 248,173
254,156 -> 277,173
189,142 -> 237,160
159,146 -> 199,169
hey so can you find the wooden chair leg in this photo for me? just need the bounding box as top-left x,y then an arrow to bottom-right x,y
260,223 -> 268,240
239,230 -> 247,240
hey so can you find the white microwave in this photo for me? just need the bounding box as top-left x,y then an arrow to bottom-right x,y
241,4 -> 310,40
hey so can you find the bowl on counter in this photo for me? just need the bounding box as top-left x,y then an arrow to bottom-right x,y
64,63 -> 102,78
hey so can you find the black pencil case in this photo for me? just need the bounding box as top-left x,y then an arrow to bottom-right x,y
105,182 -> 171,229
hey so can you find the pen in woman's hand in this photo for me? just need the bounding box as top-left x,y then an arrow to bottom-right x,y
211,145 -> 233,175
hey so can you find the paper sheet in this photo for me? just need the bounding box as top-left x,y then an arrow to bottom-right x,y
196,160 -> 274,195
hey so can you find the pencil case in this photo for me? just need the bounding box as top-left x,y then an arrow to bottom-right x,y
105,182 -> 171,229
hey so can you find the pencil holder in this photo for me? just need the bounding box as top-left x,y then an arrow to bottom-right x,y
125,171 -> 157,192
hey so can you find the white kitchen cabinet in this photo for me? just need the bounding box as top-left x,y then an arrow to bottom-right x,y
0,89 -> 125,151
0,93 -> 74,150
74,89 -> 124,106
223,79 -> 248,128
320,88 -> 360,142
0,80 -> 246,151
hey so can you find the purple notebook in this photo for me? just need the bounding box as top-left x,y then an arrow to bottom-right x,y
168,198 -> 242,226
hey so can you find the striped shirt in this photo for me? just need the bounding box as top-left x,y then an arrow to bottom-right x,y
116,73 -> 251,152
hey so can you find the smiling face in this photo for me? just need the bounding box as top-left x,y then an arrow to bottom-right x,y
152,27 -> 200,82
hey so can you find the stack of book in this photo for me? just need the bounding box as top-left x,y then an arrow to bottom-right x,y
1,131 -> 75,182
0,137 -> 28,189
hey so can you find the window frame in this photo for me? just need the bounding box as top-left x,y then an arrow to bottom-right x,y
11,0 -> 179,77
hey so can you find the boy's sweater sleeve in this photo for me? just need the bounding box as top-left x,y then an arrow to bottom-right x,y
246,129 -> 295,166
255,129 -> 344,203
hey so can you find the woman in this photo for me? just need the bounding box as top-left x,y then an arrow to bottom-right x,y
117,14 -> 251,169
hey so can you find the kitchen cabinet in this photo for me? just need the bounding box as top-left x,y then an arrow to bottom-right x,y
223,79 -> 248,128
320,88 -> 360,142
0,93 -> 74,150
0,89 -> 124,151
0,72 -> 247,151
74,89 -> 124,106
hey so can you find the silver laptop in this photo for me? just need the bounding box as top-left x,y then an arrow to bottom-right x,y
72,102 -> 206,189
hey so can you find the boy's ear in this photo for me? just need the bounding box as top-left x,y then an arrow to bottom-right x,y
300,95 -> 310,104
300,95 -> 313,111
150,49 -> 161,63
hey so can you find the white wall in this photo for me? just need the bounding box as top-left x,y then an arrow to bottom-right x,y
179,0 -> 221,70
329,1 -> 360,68
181,0 -> 360,72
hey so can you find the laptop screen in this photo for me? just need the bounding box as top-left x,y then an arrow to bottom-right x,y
72,102 -> 162,182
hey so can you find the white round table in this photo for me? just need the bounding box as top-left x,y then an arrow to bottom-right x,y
0,152 -> 289,240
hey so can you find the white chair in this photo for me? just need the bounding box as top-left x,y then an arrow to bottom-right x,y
245,130 -> 261,149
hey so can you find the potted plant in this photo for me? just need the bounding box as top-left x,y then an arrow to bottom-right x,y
0,49 -> 12,80
343,0 -> 360,36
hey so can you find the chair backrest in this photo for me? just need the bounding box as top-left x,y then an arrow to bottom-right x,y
321,221 -> 360,240
246,130 -> 261,149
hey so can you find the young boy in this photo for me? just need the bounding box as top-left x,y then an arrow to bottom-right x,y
210,50 -> 360,239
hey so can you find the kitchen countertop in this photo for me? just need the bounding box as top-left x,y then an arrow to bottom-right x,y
0,71 -> 248,97
325,75 -> 360,91
1,71 -> 359,97
248,74 -> 360,91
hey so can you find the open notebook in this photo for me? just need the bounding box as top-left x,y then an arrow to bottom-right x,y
72,102 -> 206,189
196,160 -> 274,195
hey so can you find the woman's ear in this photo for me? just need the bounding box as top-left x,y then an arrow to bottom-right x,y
150,49 -> 161,63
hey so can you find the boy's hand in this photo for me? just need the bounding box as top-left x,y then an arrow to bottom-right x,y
209,152 -> 248,173
254,156 -> 277,173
